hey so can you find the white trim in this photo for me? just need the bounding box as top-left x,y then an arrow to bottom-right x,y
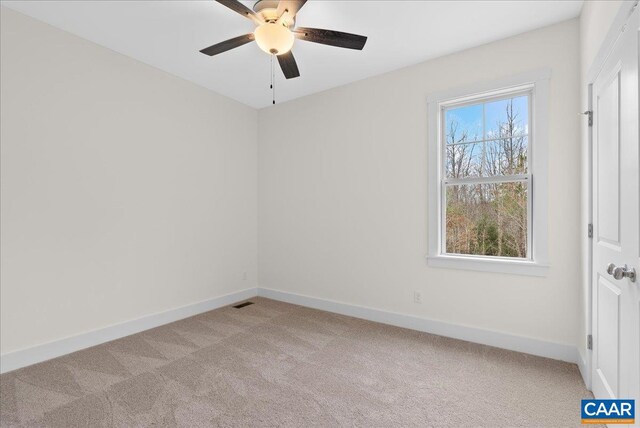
1,286 -> 582,377
0,287 -> 258,374
427,254 -> 548,276
586,1 -> 639,84
426,69 -> 552,104
577,350 -> 590,390
258,287 -> 578,363
583,81 -> 594,392
438,84 -> 534,111
427,69 -> 550,276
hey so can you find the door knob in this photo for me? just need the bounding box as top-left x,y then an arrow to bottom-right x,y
607,263 -> 637,282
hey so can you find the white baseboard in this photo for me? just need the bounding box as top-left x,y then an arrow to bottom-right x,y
577,350 -> 591,390
1,286 -> 582,375
258,287 -> 579,364
0,287 -> 258,374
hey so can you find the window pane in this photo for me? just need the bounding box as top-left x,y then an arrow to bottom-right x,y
446,142 -> 483,178
445,182 -> 528,258
445,104 -> 482,143
484,137 -> 528,176
485,96 -> 528,140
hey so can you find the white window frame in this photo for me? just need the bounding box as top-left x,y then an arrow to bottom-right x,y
427,69 -> 550,276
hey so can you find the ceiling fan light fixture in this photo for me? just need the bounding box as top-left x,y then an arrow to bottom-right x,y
254,22 -> 294,55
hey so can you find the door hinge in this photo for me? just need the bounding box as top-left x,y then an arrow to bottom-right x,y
588,223 -> 593,238
583,110 -> 593,127
587,334 -> 593,350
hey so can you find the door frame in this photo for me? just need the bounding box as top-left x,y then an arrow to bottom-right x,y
584,0 -> 639,390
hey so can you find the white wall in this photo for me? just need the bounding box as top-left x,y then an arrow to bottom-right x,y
578,0 -> 626,370
258,19 -> 581,347
0,8 -> 258,355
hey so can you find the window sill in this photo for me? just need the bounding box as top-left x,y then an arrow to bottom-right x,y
426,254 -> 549,277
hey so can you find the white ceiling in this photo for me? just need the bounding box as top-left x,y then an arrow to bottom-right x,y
2,1 -> 583,109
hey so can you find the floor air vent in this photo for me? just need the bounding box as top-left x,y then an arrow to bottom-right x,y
233,301 -> 254,309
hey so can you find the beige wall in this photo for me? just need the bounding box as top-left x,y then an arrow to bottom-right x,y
258,19 -> 581,347
580,1 -> 625,75
578,0 -> 626,367
0,8 -> 258,355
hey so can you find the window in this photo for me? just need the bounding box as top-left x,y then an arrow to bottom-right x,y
427,70 -> 549,276
444,92 -> 530,258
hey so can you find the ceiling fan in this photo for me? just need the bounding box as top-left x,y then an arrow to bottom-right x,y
200,0 -> 368,79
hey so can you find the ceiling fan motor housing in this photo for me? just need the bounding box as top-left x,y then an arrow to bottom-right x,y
253,0 -> 294,26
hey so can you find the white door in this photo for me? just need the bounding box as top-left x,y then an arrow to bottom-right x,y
591,2 -> 640,416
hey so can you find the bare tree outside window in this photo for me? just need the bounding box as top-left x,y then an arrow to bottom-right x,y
444,95 -> 530,258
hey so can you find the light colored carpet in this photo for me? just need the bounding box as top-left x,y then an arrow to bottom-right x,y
0,297 -> 593,427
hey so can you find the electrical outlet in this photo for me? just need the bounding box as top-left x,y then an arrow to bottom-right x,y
242,272 -> 247,280
414,291 -> 422,304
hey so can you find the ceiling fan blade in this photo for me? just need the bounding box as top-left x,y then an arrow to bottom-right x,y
277,51 -> 300,79
294,27 -> 367,50
200,33 -> 255,56
215,0 -> 263,24
277,0 -> 307,19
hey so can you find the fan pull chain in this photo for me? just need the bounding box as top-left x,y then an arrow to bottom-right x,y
271,54 -> 276,105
